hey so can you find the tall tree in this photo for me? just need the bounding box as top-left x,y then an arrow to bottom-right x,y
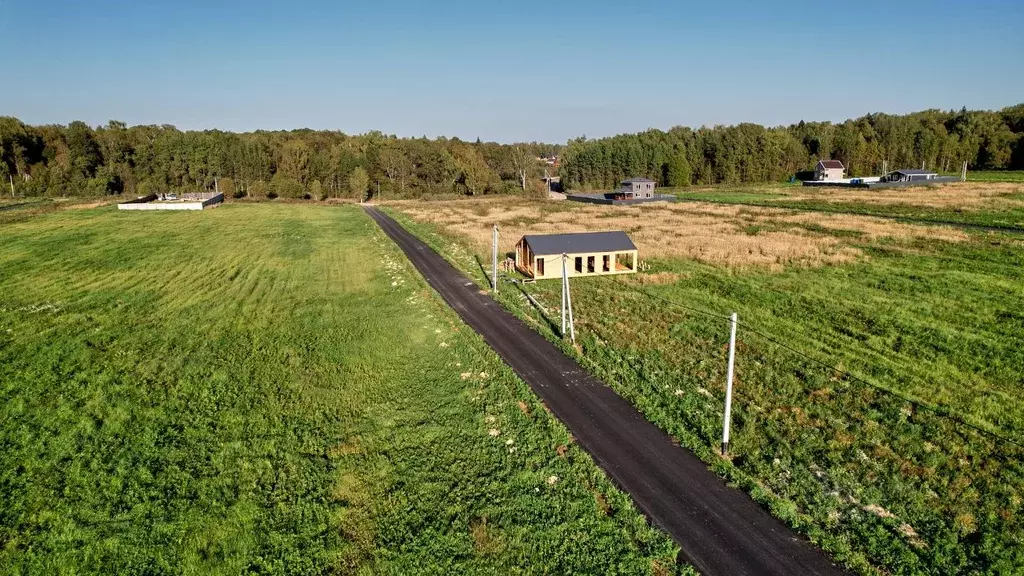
379,142 -> 413,193
349,166 -> 369,201
509,145 -> 533,191
664,151 -> 691,187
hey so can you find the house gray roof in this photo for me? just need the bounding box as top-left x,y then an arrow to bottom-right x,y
622,177 -> 655,184
521,231 -> 637,256
818,160 -> 844,169
891,169 -> 936,175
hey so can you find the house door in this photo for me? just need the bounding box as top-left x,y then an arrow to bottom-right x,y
536,258 -> 544,277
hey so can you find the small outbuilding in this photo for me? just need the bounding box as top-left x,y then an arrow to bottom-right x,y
815,160 -> 845,181
883,169 -> 939,183
515,231 -> 638,280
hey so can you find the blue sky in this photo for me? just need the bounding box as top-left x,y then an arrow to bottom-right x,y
1,0 -> 1022,142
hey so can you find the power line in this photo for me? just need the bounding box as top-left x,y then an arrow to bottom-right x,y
626,285 -> 733,321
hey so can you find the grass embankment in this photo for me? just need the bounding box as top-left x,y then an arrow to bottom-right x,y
0,197 -> 117,226
388,197 -> 1024,575
967,170 -> 1024,183
0,204 -> 684,575
672,181 -> 1024,231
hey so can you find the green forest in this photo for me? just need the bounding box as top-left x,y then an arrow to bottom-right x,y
560,104 -> 1024,189
1,103 -> 1022,199
0,119 -> 559,200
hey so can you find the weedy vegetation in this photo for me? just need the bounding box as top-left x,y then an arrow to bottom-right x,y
388,189 -> 1024,575
0,204 -> 687,575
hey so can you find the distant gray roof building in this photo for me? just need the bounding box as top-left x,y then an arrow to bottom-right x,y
884,169 -> 940,183
891,169 -> 936,176
622,177 -> 656,184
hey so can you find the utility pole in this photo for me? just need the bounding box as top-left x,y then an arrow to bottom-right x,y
561,254 -> 575,343
491,225 -> 499,293
8,174 -> 13,198
214,177 -> 220,196
721,312 -> 738,456
376,180 -> 380,201
561,256 -> 567,336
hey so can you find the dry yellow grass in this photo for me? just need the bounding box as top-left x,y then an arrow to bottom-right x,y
391,197 -> 968,271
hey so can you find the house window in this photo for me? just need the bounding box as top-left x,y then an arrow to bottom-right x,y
602,254 -> 611,272
575,256 -> 583,273
615,252 -> 634,271
587,256 -> 595,273
536,258 -> 544,277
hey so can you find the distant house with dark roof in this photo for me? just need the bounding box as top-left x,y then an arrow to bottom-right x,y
883,169 -> 939,183
515,231 -> 638,280
815,160 -> 845,181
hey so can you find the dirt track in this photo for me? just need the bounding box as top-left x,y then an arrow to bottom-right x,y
365,206 -> 847,576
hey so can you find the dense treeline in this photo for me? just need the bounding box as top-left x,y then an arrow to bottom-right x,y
2,104 -> 1022,199
559,104 -> 1024,189
0,117 -> 560,199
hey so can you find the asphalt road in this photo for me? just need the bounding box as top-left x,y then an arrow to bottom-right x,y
364,206 -> 848,576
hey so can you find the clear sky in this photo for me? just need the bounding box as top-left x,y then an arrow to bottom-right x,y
1,0 -> 1022,143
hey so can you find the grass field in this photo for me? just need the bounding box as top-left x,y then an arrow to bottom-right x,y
388,194 -> 1024,575
0,197 -> 114,226
967,170 -> 1024,183
0,204 -> 685,575
671,181 -> 1024,231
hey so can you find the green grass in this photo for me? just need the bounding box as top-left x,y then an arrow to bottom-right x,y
669,183 -> 1024,230
0,198 -> 109,226
0,204 -> 685,575
968,170 -> 1024,183
675,191 -> 787,203
756,199 -> 1024,230
388,205 -> 1024,575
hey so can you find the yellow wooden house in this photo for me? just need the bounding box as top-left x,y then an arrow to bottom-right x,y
515,231 -> 638,280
